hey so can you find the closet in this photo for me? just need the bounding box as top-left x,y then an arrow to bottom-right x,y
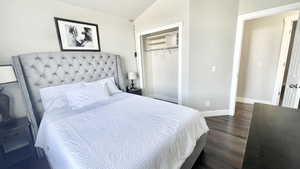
142,28 -> 179,103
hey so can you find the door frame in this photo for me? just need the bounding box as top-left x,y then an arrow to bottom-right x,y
135,22 -> 183,104
229,2 -> 300,115
272,14 -> 299,105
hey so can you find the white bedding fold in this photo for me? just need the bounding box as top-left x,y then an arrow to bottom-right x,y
36,93 -> 209,169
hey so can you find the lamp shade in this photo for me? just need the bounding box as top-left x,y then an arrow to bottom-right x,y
0,65 -> 17,84
128,72 -> 138,80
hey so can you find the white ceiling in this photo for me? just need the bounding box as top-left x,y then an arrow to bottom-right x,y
58,0 -> 156,20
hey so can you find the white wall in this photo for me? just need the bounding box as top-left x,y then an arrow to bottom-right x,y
237,12 -> 298,103
0,0 -> 136,117
188,0 -> 239,111
135,0 -> 300,113
239,0 -> 300,15
0,0 -> 136,70
135,0 -> 239,112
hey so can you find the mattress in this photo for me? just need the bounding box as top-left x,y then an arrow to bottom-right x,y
35,93 -> 209,169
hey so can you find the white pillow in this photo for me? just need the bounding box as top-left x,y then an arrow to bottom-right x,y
65,84 -> 110,110
40,82 -> 84,112
106,78 -> 123,95
85,77 -> 122,95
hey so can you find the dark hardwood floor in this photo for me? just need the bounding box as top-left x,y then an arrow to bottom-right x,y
8,157 -> 50,169
9,102 -> 253,169
194,102 -> 253,169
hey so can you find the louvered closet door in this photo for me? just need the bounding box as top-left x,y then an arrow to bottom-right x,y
282,14 -> 300,109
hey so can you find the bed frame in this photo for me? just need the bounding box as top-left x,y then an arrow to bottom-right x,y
12,52 -> 207,169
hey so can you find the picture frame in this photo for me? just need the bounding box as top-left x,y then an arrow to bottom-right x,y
54,17 -> 101,52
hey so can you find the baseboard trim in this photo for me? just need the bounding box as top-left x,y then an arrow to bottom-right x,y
236,97 -> 273,105
201,109 -> 231,117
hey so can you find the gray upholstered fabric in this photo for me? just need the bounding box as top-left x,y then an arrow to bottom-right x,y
12,52 -> 207,165
13,52 -> 126,124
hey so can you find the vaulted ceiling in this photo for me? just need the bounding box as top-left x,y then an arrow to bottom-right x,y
58,0 -> 156,20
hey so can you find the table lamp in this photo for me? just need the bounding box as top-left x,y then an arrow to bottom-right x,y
128,72 -> 138,90
0,65 -> 17,126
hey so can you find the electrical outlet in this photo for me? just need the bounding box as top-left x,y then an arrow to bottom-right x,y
205,100 -> 211,107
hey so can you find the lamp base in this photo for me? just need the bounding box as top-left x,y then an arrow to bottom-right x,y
130,80 -> 136,90
0,91 -> 12,128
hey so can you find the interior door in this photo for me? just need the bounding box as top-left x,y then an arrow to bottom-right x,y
282,14 -> 300,109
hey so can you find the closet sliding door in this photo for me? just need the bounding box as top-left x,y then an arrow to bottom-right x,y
143,28 -> 179,103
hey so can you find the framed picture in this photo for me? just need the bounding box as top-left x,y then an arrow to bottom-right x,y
54,17 -> 101,51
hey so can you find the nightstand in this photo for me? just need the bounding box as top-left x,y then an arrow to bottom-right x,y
0,117 -> 35,169
126,88 -> 142,96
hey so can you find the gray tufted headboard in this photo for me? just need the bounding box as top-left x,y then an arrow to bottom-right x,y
12,52 -> 126,140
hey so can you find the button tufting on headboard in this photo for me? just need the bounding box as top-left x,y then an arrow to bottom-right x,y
13,52 -> 126,124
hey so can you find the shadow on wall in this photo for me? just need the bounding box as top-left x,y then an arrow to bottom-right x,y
120,57 -> 131,88
0,83 -> 27,118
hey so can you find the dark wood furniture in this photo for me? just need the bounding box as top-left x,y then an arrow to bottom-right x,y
0,117 -> 35,169
242,104 -> 300,169
126,88 -> 142,96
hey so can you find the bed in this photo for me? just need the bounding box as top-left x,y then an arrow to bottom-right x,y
12,52 -> 209,169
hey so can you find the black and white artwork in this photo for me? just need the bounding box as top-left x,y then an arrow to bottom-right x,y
55,17 -> 101,51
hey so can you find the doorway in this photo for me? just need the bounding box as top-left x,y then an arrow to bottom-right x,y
230,3 -> 300,115
275,15 -> 298,106
236,12 -> 299,106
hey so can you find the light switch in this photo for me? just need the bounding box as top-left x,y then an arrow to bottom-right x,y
205,100 -> 211,107
211,66 -> 216,72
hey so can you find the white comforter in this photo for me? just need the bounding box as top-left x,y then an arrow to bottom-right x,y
36,93 -> 209,169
